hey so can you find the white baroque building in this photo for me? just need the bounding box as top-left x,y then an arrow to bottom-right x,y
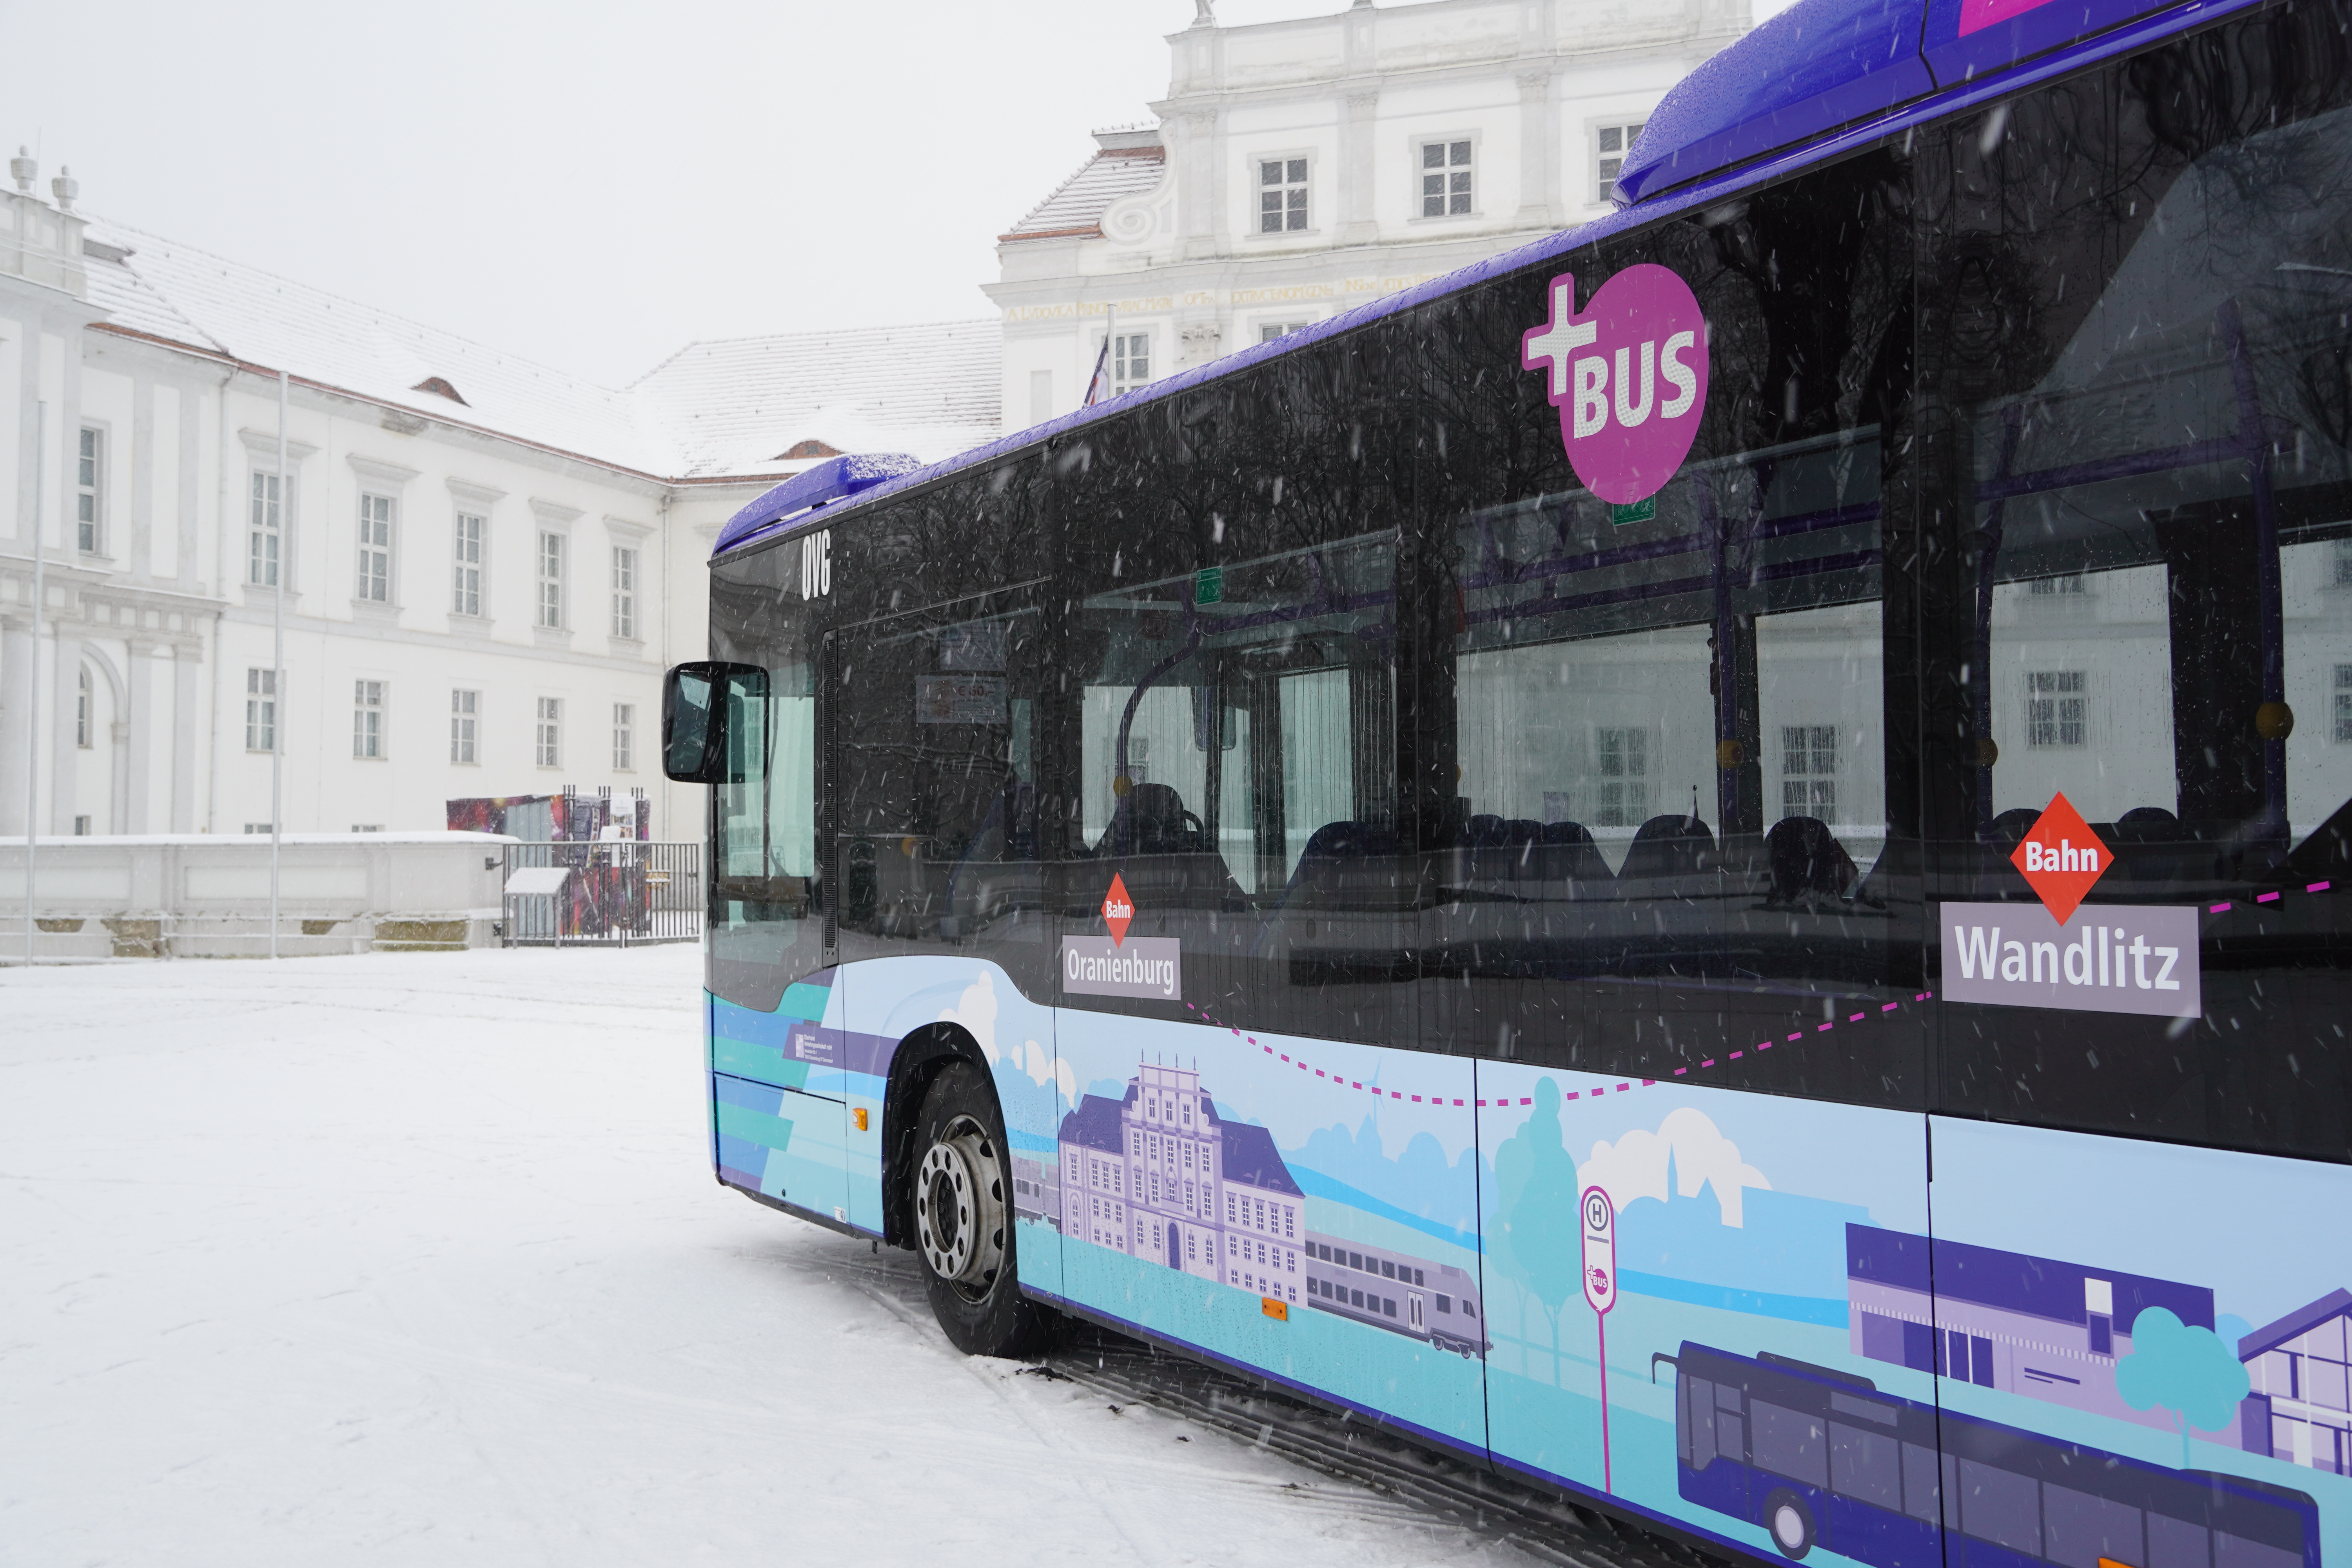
987,0 -> 1749,423
0,170 -> 998,841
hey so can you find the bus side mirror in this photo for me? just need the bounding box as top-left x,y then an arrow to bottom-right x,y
663,662 -> 764,782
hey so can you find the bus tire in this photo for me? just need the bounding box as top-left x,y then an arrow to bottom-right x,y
1762,1489 -> 1815,1560
911,1060 -> 1050,1358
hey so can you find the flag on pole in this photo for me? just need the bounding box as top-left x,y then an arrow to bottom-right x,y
1083,334 -> 1112,407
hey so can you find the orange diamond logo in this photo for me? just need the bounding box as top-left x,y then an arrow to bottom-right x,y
2011,791 -> 2112,925
1102,872 -> 1134,947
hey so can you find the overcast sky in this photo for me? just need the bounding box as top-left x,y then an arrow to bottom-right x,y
13,0 -> 1788,390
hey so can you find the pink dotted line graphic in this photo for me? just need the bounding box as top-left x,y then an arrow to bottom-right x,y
1181,992 -> 1936,1107
1175,881 -> 2334,1105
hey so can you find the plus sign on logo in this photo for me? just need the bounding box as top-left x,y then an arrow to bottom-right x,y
2011,791 -> 2112,924
1521,265 -> 1710,505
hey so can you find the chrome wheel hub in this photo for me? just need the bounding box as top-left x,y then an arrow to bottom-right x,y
915,1116 -> 1006,1294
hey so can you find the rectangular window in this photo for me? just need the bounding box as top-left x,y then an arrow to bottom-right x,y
243,822 -> 275,835
1420,139 -> 1473,217
613,702 -> 635,772
2027,670 -> 2087,747
248,472 -> 281,587
353,680 -> 385,759
1258,156 -> 1309,233
72,815 -> 90,836
451,689 -> 479,764
1594,726 -> 1650,827
1781,725 -> 1838,821
245,668 -> 277,752
453,513 -> 484,616
2335,664 -> 2352,743
537,532 -> 565,628
356,494 -> 394,603
2029,573 -> 2087,595
536,696 -> 562,768
76,427 -> 102,554
1109,333 -> 1151,397
76,666 -> 90,748
1595,121 -> 1647,203
612,546 -> 639,639
1258,321 -> 1308,344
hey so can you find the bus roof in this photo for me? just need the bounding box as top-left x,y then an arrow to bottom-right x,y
713,0 -> 2269,564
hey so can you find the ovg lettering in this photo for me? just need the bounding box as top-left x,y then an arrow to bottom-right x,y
1521,263 -> 1710,505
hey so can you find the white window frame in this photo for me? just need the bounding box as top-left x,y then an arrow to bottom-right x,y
1098,331 -> 1153,397
353,679 -> 387,760
1592,119 -> 1650,206
1592,726 -> 1650,828
453,512 -> 485,617
245,668 -> 278,753
1258,320 -> 1310,344
535,696 -> 563,768
613,702 -> 635,772
75,425 -> 106,555
612,545 -> 639,640
451,688 -> 480,764
1414,135 -> 1477,220
2026,670 -> 2089,748
537,531 -> 567,630
356,493 -> 395,603
1779,725 -> 1839,822
1253,153 -> 1314,235
248,471 -> 284,589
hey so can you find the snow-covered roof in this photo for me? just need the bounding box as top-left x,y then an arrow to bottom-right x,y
1000,142 -> 1165,243
76,216 -> 1002,483
631,321 -> 1002,477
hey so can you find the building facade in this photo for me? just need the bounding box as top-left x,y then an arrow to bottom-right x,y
0,171 -> 997,843
987,0 -> 1749,425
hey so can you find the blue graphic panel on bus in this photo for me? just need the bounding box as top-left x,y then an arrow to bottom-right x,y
828,956 -> 1066,1302
1049,1007 -> 1488,1455
713,1071 -> 848,1223
1922,1118 -> 2348,1568
1473,1065 -> 1936,1568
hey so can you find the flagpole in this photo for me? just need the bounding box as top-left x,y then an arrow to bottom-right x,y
22,402 -> 45,966
270,370 -> 286,960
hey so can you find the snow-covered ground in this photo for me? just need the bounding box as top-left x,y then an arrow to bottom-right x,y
0,947 -> 1543,1566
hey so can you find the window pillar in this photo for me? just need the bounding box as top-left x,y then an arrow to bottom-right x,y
0,612 -> 34,836
170,643 -> 200,832
48,630 -> 82,835
123,638 -> 157,834
1338,89 -> 1379,247
1516,69 -> 1557,224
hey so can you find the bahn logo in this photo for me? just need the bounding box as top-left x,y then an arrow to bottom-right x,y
1940,791 -> 2201,1019
1521,264 -> 1710,506
2011,791 -> 2107,924
1102,873 -> 1134,947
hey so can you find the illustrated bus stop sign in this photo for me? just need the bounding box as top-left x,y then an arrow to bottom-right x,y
1581,1185 -> 1617,1314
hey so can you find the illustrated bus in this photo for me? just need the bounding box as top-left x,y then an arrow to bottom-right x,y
1660,1343 -> 2321,1568
666,0 -> 2352,1562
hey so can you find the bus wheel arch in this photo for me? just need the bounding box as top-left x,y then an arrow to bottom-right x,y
880,1023 -> 985,1250
1761,1488 -> 1815,1560
904,1054 -> 1053,1357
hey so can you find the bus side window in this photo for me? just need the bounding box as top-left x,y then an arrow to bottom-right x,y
1685,1375 -> 1717,1468
2149,1513 -> 2212,1568
1751,1401 -> 1827,1488
1829,1422 -> 1902,1509
1902,1441 -> 1940,1524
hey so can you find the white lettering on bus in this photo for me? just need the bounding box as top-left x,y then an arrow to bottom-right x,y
1572,330 -> 1701,439
1952,922 -> 2183,990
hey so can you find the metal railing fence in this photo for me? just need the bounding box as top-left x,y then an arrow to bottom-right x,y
500,840 -> 702,947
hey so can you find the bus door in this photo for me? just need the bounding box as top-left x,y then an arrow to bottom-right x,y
824,583 -> 1067,1288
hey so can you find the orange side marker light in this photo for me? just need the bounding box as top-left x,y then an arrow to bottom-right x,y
853,1107 -> 869,1132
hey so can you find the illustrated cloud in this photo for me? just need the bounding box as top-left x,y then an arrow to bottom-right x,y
939,972 -> 1001,1063
1579,1107 -> 1771,1227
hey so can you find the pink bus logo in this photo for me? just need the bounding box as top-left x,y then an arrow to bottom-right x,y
1521,265 -> 1709,506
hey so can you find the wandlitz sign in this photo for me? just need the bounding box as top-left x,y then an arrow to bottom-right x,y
1940,901 -> 2201,1019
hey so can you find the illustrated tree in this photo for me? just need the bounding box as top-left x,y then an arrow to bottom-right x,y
1489,1078 -> 1588,1392
2114,1306 -> 2251,1466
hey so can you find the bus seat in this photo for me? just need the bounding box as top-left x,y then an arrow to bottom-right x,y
1764,815 -> 1859,906
1619,814 -> 1715,880
1094,781 -> 1210,858
1536,819 -> 1616,884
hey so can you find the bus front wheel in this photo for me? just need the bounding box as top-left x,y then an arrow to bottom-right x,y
1763,1490 -> 1816,1560
911,1060 -> 1051,1358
